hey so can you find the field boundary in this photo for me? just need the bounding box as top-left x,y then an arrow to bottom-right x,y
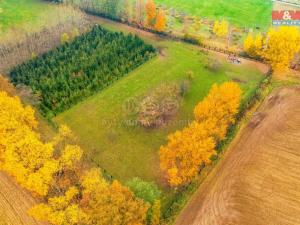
85,11 -> 247,56
174,84 -> 300,224
54,2 -> 267,65
160,68 -> 272,224
85,14 -> 269,74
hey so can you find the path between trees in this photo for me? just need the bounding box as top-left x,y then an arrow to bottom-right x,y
175,87 -> 300,225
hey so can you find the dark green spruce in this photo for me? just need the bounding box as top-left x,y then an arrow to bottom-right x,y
10,25 -> 156,118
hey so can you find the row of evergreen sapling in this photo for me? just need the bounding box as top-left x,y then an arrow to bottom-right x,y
10,25 -> 156,118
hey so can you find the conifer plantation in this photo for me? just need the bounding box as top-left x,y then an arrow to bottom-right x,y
10,25 -> 156,117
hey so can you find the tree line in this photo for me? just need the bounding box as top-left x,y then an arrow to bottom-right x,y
52,0 -> 167,32
9,25 -> 156,118
0,5 -> 87,72
244,26 -> 300,71
0,91 -> 161,225
159,82 -> 242,186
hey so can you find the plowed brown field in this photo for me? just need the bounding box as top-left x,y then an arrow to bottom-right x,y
175,87 -> 300,225
0,172 -> 46,225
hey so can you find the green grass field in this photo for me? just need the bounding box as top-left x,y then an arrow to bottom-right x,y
0,0 -> 53,31
54,18 -> 264,191
0,0 -> 84,45
157,0 -> 273,29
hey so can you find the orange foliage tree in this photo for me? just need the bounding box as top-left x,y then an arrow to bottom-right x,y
0,75 -> 15,95
30,168 -> 149,225
159,121 -> 216,186
154,9 -> 166,32
0,91 -> 149,225
80,169 -> 149,225
145,0 -> 157,27
160,82 -> 242,186
194,82 -> 242,142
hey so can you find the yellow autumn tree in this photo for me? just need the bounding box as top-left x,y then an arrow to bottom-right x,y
0,91 -> 56,195
145,0 -> 157,27
244,32 -> 255,57
213,20 -> 219,35
51,129 -> 83,197
254,32 -> 263,53
213,19 -> 229,37
0,91 -> 83,196
61,33 -> 70,44
159,121 -> 216,186
220,19 -> 229,37
59,145 -> 83,169
29,186 -> 84,225
193,17 -> 201,32
0,91 -> 148,224
194,82 -> 242,141
52,124 -> 76,147
260,26 -> 300,70
160,82 -> 241,187
154,9 -> 166,32
30,167 -> 149,225
80,169 -> 149,225
244,32 -> 263,58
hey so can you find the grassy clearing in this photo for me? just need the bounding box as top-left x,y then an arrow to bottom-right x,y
157,0 -> 273,29
0,1 -> 85,44
54,18 -> 264,192
0,0 -> 52,31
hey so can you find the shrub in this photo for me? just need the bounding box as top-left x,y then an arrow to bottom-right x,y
71,28 -> 79,38
126,177 -> 161,204
138,84 -> 181,128
179,80 -> 191,97
204,57 -> 222,72
183,33 -> 200,45
186,70 -> 195,80
60,32 -> 70,44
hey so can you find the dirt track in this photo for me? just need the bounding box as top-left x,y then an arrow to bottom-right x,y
175,87 -> 300,225
0,172 -> 45,225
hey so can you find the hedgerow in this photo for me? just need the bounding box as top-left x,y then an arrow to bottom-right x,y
10,25 -> 156,118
